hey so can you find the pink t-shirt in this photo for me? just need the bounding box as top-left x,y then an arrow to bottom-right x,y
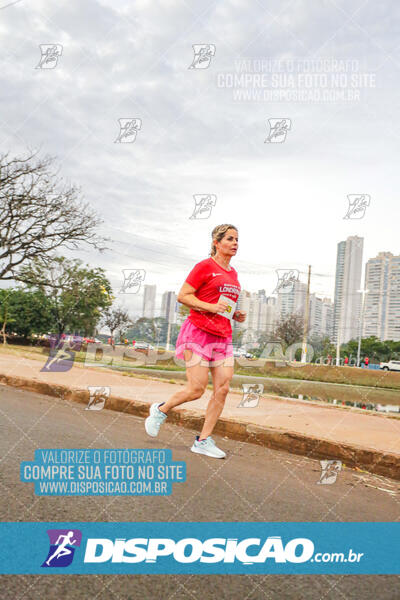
185,257 -> 241,337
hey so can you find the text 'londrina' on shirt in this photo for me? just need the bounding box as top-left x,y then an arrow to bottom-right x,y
185,258 -> 241,337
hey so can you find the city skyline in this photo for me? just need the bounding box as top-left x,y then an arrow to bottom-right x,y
127,236 -> 400,342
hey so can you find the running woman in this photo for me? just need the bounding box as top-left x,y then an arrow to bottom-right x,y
144,224 -> 246,458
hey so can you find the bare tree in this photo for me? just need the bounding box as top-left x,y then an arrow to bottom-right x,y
273,312 -> 305,349
0,149 -> 111,282
101,307 -> 133,344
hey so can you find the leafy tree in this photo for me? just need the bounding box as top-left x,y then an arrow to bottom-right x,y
127,317 -> 168,345
387,340 -> 400,360
341,336 -> 399,363
309,335 -> 335,363
177,303 -> 190,322
0,150 -> 110,282
169,323 -> 181,347
232,327 -> 246,347
0,288 -> 54,341
18,255 -> 113,335
127,318 -> 154,342
0,289 -> 16,344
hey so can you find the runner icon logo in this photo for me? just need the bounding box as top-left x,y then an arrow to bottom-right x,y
36,44 -> 63,69
115,118 -> 142,143
188,44 -> 216,69
41,529 -> 82,568
86,386 -> 110,411
273,269 -> 299,294
238,383 -> 264,408
41,335 -> 82,373
190,194 -> 217,219
120,269 -> 146,294
265,118 -> 291,143
343,194 -> 370,220
317,460 -> 342,485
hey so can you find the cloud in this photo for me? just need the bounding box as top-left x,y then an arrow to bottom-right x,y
0,0 -> 398,312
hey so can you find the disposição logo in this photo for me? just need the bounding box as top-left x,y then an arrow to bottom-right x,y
41,529 -> 82,568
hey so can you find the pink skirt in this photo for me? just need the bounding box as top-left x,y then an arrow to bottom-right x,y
175,318 -> 233,366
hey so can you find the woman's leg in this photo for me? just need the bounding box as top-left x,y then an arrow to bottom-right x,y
198,363 -> 234,439
159,350 -> 209,413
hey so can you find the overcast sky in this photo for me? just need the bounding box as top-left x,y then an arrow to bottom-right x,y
1,0 -> 399,317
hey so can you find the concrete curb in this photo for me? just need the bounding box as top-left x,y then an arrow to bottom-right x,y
1,373 -> 399,481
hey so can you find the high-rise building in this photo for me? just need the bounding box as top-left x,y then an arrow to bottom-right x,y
233,290 -> 251,343
274,279 -> 333,340
247,292 -> 261,338
321,297 -> 334,339
266,297 -> 278,334
234,290 -> 251,329
234,290 -> 278,344
257,291 -> 277,335
161,291 -> 177,323
277,279 -> 307,321
142,284 -> 156,319
309,295 -> 333,338
333,235 -> 364,343
363,252 -> 400,341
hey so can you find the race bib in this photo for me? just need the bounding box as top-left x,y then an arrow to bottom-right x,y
218,294 -> 237,321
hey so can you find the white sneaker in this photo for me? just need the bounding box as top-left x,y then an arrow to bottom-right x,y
145,402 -> 167,437
190,436 -> 226,459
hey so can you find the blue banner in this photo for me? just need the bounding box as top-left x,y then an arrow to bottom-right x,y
0,522 -> 398,574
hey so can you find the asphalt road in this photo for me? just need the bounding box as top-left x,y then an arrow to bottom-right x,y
0,384 -> 399,600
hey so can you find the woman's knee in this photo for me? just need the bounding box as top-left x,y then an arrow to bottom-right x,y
214,380 -> 230,397
187,383 -> 206,400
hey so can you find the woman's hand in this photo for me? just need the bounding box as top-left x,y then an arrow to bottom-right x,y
209,300 -> 229,314
233,310 -> 246,322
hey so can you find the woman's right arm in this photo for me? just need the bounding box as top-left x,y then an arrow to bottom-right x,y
177,282 -> 228,314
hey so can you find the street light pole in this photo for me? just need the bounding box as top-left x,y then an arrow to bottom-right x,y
335,303 -> 342,366
301,265 -> 311,363
356,287 -> 369,368
166,303 -> 177,351
166,319 -> 171,351
335,324 -> 341,366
